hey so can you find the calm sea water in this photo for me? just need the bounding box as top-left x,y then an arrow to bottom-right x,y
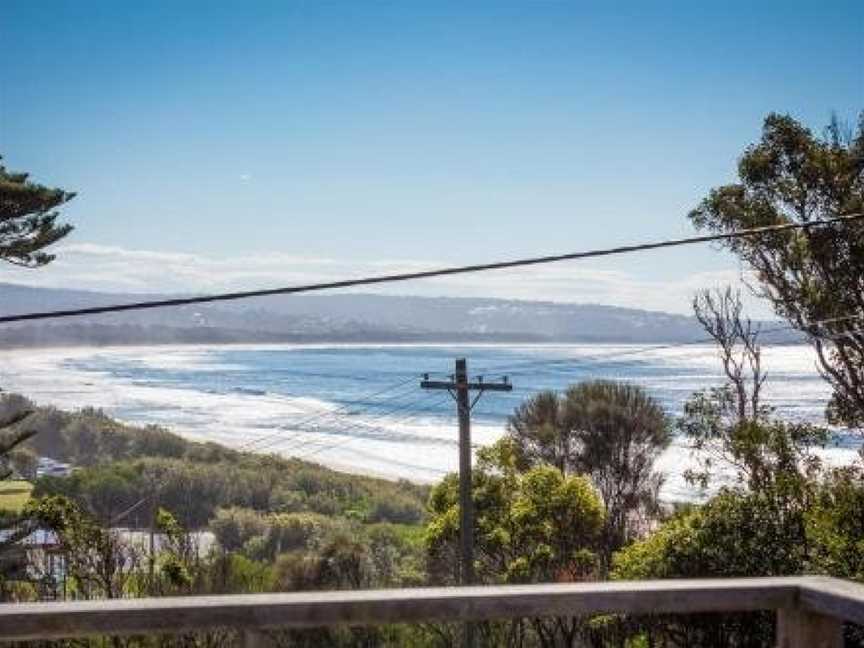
1,343 -> 857,501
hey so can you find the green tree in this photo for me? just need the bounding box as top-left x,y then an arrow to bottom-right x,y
0,158 -> 75,591
0,399 -> 36,483
366,523 -> 425,588
806,466 -> 864,583
427,439 -> 604,586
0,398 -> 37,593
507,381 -> 670,571
688,112 -> 864,427
426,439 -> 604,647
506,390 -> 570,473
0,156 -> 75,267
611,285 -> 864,647
153,507 -> 195,594
613,470 -> 864,647
680,287 -> 827,495
26,495 -> 143,599
612,489 -> 804,647
803,470 -> 864,648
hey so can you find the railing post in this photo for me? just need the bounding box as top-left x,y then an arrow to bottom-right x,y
776,607 -> 842,648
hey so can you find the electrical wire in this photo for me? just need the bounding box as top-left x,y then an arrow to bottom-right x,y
111,375 -> 422,524
238,381 -> 422,453
266,388 -> 454,453
233,376 -> 418,450
469,312 -> 864,378
287,392 -> 454,466
101,308 -> 864,525
258,390 -> 456,456
94,212 -> 864,522
2,212 -> 862,325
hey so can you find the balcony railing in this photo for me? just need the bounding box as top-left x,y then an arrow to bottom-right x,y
0,576 -> 862,647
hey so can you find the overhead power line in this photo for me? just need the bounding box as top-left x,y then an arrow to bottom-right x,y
111,374 -> 420,524
2,212 -> 862,325
237,377 -> 419,452
470,312 -> 864,377
288,392 -> 454,467
250,387 -> 450,456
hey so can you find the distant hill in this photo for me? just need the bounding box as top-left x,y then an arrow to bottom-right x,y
0,283 -> 792,348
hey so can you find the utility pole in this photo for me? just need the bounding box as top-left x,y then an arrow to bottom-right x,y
421,358 -> 512,646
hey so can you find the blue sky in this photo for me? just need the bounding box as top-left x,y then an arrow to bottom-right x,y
1,1 -> 862,313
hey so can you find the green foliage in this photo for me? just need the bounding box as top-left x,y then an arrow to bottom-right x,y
10,395 -> 434,623
0,155 -> 75,267
266,512 -> 339,553
216,553 -> 273,594
806,467 -> 864,582
158,554 -> 191,590
611,508 -> 702,581
210,508 -> 427,591
235,511 -> 345,561
367,490 -> 425,524
154,508 -> 195,591
506,389 -> 570,472
210,506 -> 268,552
19,395 -> 429,529
612,488 -> 801,645
267,486 -> 306,513
506,381 -> 670,570
424,439 -> 606,646
426,438 -> 605,586
679,385 -> 828,493
366,523 -> 426,587
0,397 -> 36,481
613,489 -> 809,581
26,495 -> 144,599
689,112 -> 864,426
271,534 -> 372,591
0,397 -> 38,589
627,306 -> 843,648
317,534 -> 376,590
13,398 -> 198,467
678,286 -> 830,510
614,471 -> 864,646
34,451 -> 428,530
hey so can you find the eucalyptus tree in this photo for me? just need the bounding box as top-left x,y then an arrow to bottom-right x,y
689,112 -> 864,427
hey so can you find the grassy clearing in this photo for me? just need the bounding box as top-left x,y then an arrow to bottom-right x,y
0,480 -> 33,513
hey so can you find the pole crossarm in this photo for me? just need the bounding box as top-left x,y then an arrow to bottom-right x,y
420,380 -> 512,392
419,359 -> 513,648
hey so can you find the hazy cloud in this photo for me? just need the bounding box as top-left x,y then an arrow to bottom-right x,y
0,242 -> 769,316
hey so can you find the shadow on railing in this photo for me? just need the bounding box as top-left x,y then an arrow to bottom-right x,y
0,576 -> 861,647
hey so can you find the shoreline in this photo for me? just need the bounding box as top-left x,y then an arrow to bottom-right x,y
1,341 -> 849,504
0,339 -> 735,354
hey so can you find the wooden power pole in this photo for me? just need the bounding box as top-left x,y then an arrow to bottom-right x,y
421,358 -> 512,644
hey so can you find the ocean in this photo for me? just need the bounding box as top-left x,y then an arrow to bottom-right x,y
0,343 -> 858,501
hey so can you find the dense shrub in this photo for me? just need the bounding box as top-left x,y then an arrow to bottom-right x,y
21,396 -> 430,530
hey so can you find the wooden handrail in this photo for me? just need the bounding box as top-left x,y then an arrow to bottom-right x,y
798,576 -> 864,625
0,576 -> 859,646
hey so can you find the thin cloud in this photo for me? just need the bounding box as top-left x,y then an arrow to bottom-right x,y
0,242 -> 768,316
